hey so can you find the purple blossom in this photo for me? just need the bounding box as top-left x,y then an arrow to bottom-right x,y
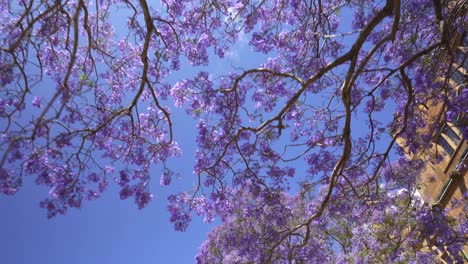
160,170 -> 172,186
119,185 -> 134,200
32,96 -> 42,108
0,168 -> 19,195
118,170 -> 129,187
135,191 -> 153,209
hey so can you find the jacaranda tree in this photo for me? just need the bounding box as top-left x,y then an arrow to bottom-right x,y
0,0 -> 466,263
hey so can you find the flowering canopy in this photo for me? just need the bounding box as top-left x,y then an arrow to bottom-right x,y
0,0 -> 466,262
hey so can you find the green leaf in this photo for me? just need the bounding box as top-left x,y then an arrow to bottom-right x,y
79,73 -> 86,81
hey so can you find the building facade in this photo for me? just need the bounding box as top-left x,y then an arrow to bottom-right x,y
414,45 -> 467,215
395,32 -> 467,262
419,42 -> 467,263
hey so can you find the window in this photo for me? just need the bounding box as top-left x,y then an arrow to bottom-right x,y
455,49 -> 468,70
437,136 -> 454,156
451,69 -> 466,85
442,125 -> 461,146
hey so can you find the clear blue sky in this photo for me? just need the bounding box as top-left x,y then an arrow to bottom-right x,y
0,180 -> 215,263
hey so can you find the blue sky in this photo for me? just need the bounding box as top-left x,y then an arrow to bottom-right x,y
0,102 -> 217,263
0,178 -> 215,263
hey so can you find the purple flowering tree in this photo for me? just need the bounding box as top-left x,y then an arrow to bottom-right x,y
0,0 -> 466,262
